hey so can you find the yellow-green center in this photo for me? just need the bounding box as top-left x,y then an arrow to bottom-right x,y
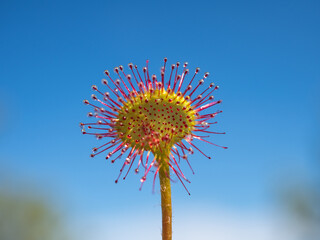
115,89 -> 196,155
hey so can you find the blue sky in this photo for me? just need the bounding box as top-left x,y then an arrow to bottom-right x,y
0,0 -> 319,238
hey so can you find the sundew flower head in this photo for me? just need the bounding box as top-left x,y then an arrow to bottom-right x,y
80,58 -> 226,193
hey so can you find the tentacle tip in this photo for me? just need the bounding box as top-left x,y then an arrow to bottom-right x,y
115,180 -> 118,184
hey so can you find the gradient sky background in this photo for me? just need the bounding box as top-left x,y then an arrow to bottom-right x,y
1,0 -> 319,239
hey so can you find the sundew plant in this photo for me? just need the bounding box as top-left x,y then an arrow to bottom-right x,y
80,58 -> 226,240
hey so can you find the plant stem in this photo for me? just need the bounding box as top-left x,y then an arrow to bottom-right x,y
159,162 -> 172,240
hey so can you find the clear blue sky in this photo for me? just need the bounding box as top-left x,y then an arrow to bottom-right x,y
0,0 -> 319,223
